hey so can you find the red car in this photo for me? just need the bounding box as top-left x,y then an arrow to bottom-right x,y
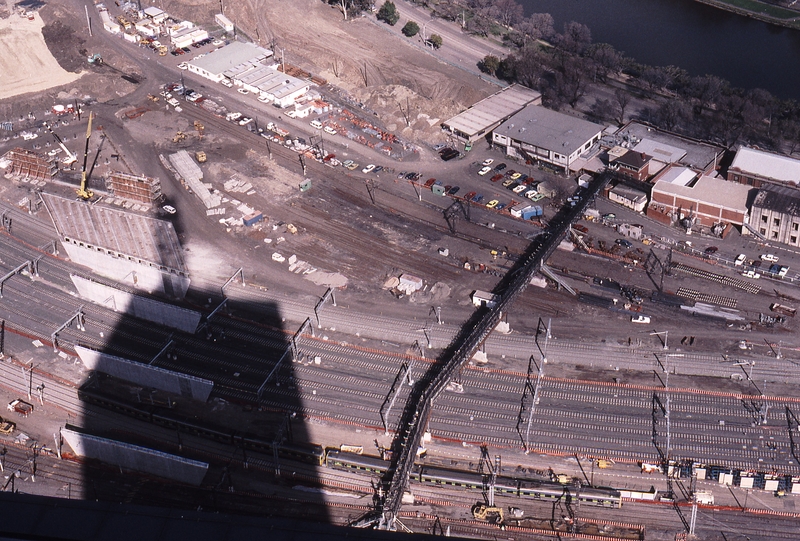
490,174 -> 503,183
464,191 -> 477,201
424,178 -> 437,188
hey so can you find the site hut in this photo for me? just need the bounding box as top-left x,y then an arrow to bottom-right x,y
40,193 -> 190,298
746,185 -> 800,247
727,146 -> 800,189
143,6 -> 169,25
491,105 -> 604,174
472,290 -> 500,309
171,26 -> 209,50
224,62 -> 311,108
440,84 -> 541,147
648,171 -> 752,236
608,184 -> 648,213
215,13 -> 234,33
187,41 -> 272,84
99,9 -> 121,34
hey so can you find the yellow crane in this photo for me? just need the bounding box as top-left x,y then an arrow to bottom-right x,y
77,111 -> 94,200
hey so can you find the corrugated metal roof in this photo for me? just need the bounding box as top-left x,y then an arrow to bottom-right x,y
40,193 -> 186,272
188,41 -> 272,77
442,84 -> 541,138
729,146 -> 800,185
494,105 -> 603,155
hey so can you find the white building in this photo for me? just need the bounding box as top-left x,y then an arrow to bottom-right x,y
143,6 -> 168,24
609,184 -> 648,212
187,41 -> 272,83
492,105 -> 604,173
99,10 -> 120,34
171,27 -> 209,49
215,13 -> 234,32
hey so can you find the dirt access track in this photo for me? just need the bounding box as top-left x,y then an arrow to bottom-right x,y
162,0 -> 495,143
0,12 -> 82,101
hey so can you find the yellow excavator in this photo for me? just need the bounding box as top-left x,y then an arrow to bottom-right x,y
77,112 -> 94,200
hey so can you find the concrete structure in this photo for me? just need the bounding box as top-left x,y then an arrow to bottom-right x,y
76,346 -> 213,402
649,174 -> 752,231
746,185 -> 800,246
225,63 -> 310,107
612,121 -> 724,173
71,276 -> 201,334
169,150 -> 221,208
609,184 -> 648,212
40,193 -> 190,298
61,426 -> 209,485
106,171 -> 162,204
492,105 -> 604,173
143,6 -> 168,24
728,146 -> 800,189
187,41 -> 272,83
4,148 -> 56,181
441,84 -> 542,144
215,13 -> 234,32
613,150 -> 652,181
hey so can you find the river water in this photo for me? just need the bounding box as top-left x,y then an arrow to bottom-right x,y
520,0 -> 800,101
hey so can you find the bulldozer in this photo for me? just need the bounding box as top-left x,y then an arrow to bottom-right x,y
172,131 -> 186,143
147,94 -> 160,102
471,503 -> 504,525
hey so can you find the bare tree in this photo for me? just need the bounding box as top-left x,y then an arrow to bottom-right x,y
330,56 -> 344,78
588,43 -> 622,83
614,89 -> 631,126
688,74 -> 725,115
490,0 -> 524,28
557,21 -> 591,55
556,56 -> 590,109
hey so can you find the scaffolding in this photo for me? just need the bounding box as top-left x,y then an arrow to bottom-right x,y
106,171 -> 162,204
5,148 -> 57,182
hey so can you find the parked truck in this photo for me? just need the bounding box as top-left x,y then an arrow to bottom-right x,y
521,205 -> 543,220
770,303 -> 796,317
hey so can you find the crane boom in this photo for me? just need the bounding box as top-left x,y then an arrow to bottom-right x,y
42,121 -> 77,165
77,112 -> 94,200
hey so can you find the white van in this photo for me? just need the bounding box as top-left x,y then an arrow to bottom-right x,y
310,119 -> 323,129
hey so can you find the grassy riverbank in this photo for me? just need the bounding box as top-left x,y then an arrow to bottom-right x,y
695,0 -> 800,29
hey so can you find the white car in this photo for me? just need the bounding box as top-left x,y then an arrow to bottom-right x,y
310,120 -> 323,129
482,158 -> 494,166
212,39 -> 223,46
238,117 -> 253,126
323,126 -> 337,135
177,62 -> 188,70
161,204 -> 177,215
220,79 -> 233,88
734,253 -> 747,266
761,254 -> 779,262
362,164 -> 376,174
742,270 -> 760,279
237,88 -> 249,95
478,166 -> 492,175
631,315 -> 651,324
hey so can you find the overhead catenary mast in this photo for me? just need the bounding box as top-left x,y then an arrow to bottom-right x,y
77,112 -> 94,200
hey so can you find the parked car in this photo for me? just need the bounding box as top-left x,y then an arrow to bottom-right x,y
510,171 -> 522,180
529,193 -> 545,202
486,199 -> 499,209
494,162 -> 507,171
502,178 -> 515,187
573,224 -> 589,233
471,193 -> 484,203
631,315 -> 651,324
323,126 -> 337,135
424,178 -> 437,188
464,191 -> 477,201
161,204 -> 177,215
490,174 -> 503,183
761,254 -> 779,263
603,213 -> 616,220
742,270 -> 761,279
704,246 -> 718,254
478,166 -> 492,176
482,158 -> 494,166
512,184 -> 528,194
362,164 -> 376,174
447,186 -> 460,196
735,253 -> 747,266
615,239 -> 633,248
237,88 -> 249,95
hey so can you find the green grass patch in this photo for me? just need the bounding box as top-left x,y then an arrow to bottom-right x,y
716,0 -> 799,19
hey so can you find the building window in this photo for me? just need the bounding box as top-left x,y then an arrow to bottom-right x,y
793,223 -> 799,232
772,231 -> 778,239
792,236 -> 798,245
773,218 -> 780,227
761,215 -> 768,223
760,228 -> 767,235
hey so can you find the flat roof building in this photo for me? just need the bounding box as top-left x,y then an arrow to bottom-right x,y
612,121 -> 724,173
441,84 -> 541,143
492,105 -> 604,173
187,42 -> 272,83
728,146 -> 800,189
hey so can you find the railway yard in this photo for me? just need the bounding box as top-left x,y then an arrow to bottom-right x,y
2,1 -> 800,541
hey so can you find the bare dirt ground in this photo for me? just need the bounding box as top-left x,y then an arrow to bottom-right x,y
162,0 -> 496,145
0,12 -> 83,101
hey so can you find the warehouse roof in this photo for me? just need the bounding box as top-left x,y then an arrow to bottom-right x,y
188,41 -> 272,77
729,146 -> 800,185
653,175 -> 751,212
654,165 -> 698,187
494,105 -> 603,155
441,84 -> 541,140
40,193 -> 186,272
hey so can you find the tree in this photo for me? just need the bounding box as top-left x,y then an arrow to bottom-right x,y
377,1 -> 400,25
465,14 -> 492,37
588,43 -> 621,83
557,21 -> 591,55
589,98 -> 615,122
513,47 -> 546,89
402,21 -> 420,37
490,0 -> 524,28
688,74 -> 725,115
479,54 -> 501,76
555,56 -> 590,109
428,33 -> 443,49
614,88 -> 631,126
654,98 -> 690,132
328,0 -> 372,20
